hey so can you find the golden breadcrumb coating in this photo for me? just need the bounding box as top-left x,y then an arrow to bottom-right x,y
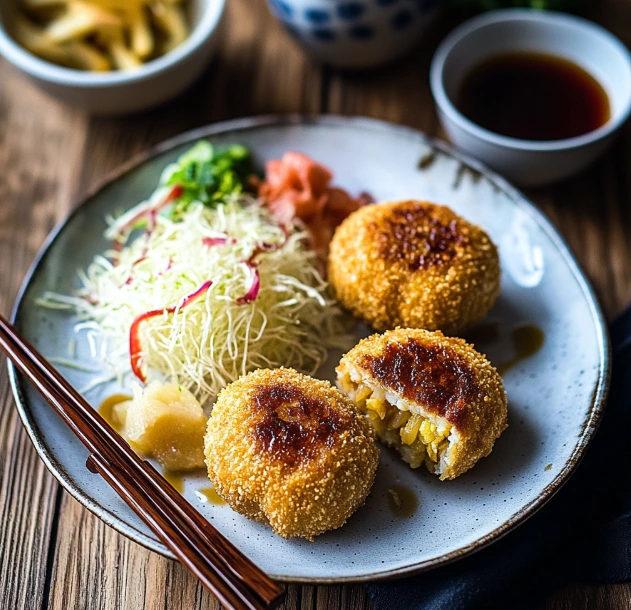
204,368 -> 379,540
337,328 -> 507,480
328,200 -> 500,335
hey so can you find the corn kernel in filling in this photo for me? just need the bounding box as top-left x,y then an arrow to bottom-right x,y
366,397 -> 388,420
344,380 -> 452,470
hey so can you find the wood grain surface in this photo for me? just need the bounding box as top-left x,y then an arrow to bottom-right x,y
1,1 -> 630,609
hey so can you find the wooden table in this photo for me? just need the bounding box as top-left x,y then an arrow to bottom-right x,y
1,1 -> 631,609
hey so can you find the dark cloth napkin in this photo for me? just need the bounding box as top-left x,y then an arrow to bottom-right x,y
367,305 -> 631,610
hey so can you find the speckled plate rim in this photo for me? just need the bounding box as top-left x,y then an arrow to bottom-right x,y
8,114 -> 611,584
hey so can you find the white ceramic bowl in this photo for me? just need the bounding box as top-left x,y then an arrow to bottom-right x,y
0,0 -> 225,115
430,9 -> 631,187
266,0 -> 440,69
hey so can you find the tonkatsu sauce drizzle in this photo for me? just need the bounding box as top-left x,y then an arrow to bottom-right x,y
361,339 -> 478,427
376,202 -> 469,271
251,383 -> 349,467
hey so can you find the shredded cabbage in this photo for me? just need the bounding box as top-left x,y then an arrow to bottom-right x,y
40,195 -> 351,404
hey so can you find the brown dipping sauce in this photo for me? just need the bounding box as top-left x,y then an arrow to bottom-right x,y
457,52 -> 610,141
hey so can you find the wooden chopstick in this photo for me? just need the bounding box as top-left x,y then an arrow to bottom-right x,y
0,313 -> 285,610
0,313 -> 284,609
0,312 -> 284,605
29,361 -> 266,610
85,453 -> 261,610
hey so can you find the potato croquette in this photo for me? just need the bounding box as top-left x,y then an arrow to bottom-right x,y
328,200 -> 500,335
204,368 -> 379,540
337,328 -> 507,480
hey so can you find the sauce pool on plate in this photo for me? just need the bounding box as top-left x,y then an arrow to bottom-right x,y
196,487 -> 227,505
98,394 -> 131,433
456,52 -> 610,141
497,324 -> 546,376
163,470 -> 186,494
387,485 -> 418,518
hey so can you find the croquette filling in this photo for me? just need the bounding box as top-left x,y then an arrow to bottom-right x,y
338,372 -> 454,474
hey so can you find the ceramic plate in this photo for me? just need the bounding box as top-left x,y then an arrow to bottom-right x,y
9,116 -> 610,583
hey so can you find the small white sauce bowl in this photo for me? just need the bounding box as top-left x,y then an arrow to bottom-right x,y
430,9 -> 631,187
0,0 -> 225,115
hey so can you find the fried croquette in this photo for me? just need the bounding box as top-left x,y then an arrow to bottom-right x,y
204,368 -> 379,540
337,328 -> 507,480
328,200 -> 500,335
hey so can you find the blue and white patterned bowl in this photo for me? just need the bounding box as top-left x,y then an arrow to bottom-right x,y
267,0 -> 440,69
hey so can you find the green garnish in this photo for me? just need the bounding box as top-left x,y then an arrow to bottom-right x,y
161,141 -> 254,217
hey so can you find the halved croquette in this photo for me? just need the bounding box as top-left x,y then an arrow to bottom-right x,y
337,328 -> 507,480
